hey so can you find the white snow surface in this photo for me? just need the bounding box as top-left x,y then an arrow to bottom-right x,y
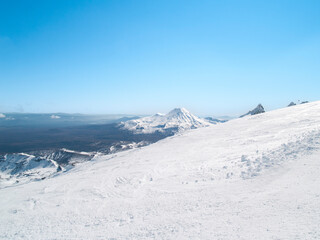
1,102 -> 320,239
120,107 -> 211,133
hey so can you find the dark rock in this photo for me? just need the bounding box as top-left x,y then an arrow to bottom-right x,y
288,102 -> 296,107
240,104 -> 265,118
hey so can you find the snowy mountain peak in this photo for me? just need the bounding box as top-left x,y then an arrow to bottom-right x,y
120,107 -> 210,134
240,104 -> 265,118
166,107 -> 196,120
167,107 -> 189,115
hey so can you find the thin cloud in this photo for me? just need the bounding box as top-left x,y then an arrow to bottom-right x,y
50,115 -> 61,119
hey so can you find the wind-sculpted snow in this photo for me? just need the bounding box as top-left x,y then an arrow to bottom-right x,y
120,107 -> 211,134
1,102 -> 320,239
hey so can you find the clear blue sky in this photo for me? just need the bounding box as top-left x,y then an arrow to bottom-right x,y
0,0 -> 319,116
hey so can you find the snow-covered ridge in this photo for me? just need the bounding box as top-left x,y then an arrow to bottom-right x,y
0,153 -> 59,187
0,149 -> 98,188
120,107 -> 211,134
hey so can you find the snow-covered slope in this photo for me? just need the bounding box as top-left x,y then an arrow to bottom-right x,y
1,102 -> 320,239
120,107 -> 211,134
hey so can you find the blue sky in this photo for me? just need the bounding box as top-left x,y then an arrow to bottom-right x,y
0,0 -> 319,116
